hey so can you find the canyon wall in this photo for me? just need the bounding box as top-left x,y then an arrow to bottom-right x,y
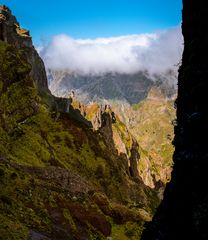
142,0 -> 208,239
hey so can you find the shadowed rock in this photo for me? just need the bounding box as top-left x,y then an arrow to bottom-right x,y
142,1 -> 208,239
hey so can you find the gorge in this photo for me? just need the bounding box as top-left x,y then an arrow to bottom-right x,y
1,1 -> 207,239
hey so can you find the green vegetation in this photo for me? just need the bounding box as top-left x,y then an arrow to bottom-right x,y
111,221 -> 144,240
130,94 -> 175,185
108,88 -> 175,188
0,41 -> 158,239
112,117 -> 133,157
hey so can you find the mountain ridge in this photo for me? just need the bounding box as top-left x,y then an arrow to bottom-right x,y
48,69 -> 177,105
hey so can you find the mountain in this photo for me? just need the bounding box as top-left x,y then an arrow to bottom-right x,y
48,69 -> 177,104
68,86 -> 176,190
0,5 -> 160,240
109,87 -> 176,189
47,57 -> 177,190
48,58 -> 177,187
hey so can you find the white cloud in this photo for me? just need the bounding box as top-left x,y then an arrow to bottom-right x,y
40,26 -> 183,75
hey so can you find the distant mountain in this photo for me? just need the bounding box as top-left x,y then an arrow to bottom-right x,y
48,69 -> 177,104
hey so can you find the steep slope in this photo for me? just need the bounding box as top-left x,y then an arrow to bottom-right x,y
84,103 -> 142,179
0,6 -> 159,240
111,87 -> 176,188
142,0 -> 208,239
68,85 -> 176,190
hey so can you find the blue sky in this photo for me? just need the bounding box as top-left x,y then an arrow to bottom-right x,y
2,0 -> 182,44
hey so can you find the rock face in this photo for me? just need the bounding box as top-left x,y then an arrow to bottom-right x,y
142,0 -> 208,239
0,5 -> 48,91
83,102 -> 139,177
69,84 -> 175,190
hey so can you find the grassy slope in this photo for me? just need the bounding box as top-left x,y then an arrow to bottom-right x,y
111,87 -> 175,188
130,88 -> 175,187
84,87 -> 175,189
0,41 -> 159,239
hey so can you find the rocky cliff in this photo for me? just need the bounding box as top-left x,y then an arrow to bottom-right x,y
0,6 -> 159,240
142,0 -> 208,239
0,5 -> 48,91
71,99 -> 142,180
69,86 -> 175,190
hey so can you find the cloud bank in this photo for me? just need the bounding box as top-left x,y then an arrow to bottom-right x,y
40,27 -> 183,75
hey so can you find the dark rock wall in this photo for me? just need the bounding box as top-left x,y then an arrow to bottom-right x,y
142,0 -> 208,239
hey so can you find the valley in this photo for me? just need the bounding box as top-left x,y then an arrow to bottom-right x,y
48,69 -> 176,189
